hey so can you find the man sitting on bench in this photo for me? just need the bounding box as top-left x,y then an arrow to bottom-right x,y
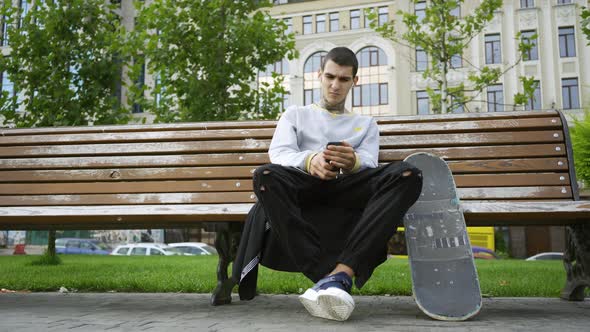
232,47 -> 423,321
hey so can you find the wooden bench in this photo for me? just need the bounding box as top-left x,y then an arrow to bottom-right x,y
0,109 -> 588,304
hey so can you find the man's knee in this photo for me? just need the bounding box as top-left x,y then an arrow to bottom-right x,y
253,164 -> 285,192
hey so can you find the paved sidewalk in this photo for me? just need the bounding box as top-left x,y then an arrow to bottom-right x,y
0,293 -> 588,332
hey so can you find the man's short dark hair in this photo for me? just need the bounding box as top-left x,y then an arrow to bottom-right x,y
321,47 -> 359,77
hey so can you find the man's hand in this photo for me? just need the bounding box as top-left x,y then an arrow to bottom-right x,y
324,141 -> 356,172
309,152 -> 339,180
309,141 -> 356,180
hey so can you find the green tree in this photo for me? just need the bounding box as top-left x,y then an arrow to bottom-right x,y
570,111 -> 590,187
368,0 -> 535,114
127,0 -> 297,123
572,7 -> 590,186
0,0 -> 129,127
0,0 -> 130,261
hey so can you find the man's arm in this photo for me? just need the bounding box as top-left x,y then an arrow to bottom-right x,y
268,107 -> 316,170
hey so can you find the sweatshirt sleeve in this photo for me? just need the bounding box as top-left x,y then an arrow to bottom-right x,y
268,107 -> 315,171
355,118 -> 379,170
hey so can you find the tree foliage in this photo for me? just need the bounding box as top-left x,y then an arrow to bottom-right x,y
571,111 -> 590,186
368,0 -> 536,114
0,0 -> 129,127
127,0 -> 297,123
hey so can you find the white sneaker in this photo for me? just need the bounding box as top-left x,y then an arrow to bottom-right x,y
298,275 -> 355,321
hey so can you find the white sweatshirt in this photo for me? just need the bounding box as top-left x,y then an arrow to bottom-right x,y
268,104 -> 379,172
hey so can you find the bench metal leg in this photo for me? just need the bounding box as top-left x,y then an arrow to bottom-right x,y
210,223 -> 241,306
561,224 -> 590,301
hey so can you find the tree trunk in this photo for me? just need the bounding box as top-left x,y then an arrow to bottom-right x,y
47,230 -> 56,256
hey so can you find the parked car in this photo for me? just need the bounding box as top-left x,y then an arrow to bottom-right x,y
525,252 -> 564,261
110,243 -> 182,256
55,238 -> 111,255
472,246 -> 500,260
168,242 -> 218,256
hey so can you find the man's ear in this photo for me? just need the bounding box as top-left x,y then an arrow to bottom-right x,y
353,76 -> 359,85
317,69 -> 322,80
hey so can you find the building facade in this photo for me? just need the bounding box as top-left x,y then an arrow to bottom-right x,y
267,0 -> 589,121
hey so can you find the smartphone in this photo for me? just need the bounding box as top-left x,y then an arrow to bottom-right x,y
325,142 -> 342,169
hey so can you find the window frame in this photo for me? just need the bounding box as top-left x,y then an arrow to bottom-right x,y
561,78 -> 579,110
416,90 -> 429,115
350,9 -> 360,29
487,84 -> 504,112
303,15 -> 313,35
485,33 -> 502,64
316,14 -> 326,33
558,26 -> 576,58
521,30 -> 539,61
329,12 -> 339,32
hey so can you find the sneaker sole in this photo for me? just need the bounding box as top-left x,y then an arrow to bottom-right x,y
299,288 -> 355,321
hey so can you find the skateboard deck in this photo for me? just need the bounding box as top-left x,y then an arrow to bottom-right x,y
402,152 -> 482,321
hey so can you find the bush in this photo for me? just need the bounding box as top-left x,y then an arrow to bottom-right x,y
570,111 -> 590,187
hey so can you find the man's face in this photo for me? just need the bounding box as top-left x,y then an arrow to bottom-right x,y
318,60 -> 358,106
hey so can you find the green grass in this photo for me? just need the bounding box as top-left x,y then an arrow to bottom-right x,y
0,255 -> 565,297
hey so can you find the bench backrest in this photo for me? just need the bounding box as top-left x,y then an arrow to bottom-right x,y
0,110 -> 579,209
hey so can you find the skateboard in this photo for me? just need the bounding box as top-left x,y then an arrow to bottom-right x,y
402,152 -> 482,321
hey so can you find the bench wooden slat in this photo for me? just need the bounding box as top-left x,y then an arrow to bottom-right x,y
0,154 -> 271,169
458,187 -> 572,200
0,166 -> 258,182
0,186 -> 571,205
454,173 -> 570,187
0,110 -> 559,137
0,192 -> 257,206
0,128 -> 277,146
0,117 -> 562,146
0,130 -> 564,158
0,200 -> 588,230
0,180 -> 254,194
0,175 -> 569,194
380,144 -> 566,161
0,140 -> 273,157
379,117 -> 562,134
0,121 -> 278,136
448,158 -> 568,173
380,131 -> 564,148
375,110 -> 559,124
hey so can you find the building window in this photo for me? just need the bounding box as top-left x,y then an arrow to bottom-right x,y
358,46 -> 387,68
284,18 -> 292,34
487,84 -> 504,112
485,34 -> 502,64
316,14 -> 325,33
450,4 -> 460,18
416,91 -> 429,115
354,47 -> 389,115
558,27 -> 576,58
450,52 -> 462,69
379,83 -> 388,105
520,0 -> 534,8
329,12 -> 339,32
352,83 -> 388,107
303,15 -> 312,35
350,9 -> 360,29
521,30 -> 538,61
450,95 -> 464,113
18,0 -> 29,29
557,0 -> 572,4
525,81 -> 542,111
415,1 -> 426,23
562,78 -> 579,109
303,51 -> 327,106
1,71 -> 14,99
416,47 -> 427,71
378,7 -> 389,26
1,16 -> 8,46
260,59 -> 289,77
